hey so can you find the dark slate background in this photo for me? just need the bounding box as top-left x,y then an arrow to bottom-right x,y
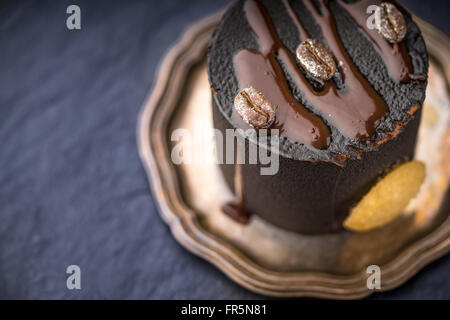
0,0 -> 449,300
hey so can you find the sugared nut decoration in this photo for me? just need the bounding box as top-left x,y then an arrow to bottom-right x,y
234,87 -> 276,128
375,2 -> 407,43
343,160 -> 426,232
296,38 -> 336,81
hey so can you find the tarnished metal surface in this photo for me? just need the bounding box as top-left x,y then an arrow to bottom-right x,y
138,12 -> 450,298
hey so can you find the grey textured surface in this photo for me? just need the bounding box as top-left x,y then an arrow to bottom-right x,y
0,0 -> 449,299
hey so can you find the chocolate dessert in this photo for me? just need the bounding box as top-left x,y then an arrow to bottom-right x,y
207,0 -> 428,234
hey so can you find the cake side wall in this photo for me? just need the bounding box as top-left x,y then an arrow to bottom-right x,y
212,98 -> 422,234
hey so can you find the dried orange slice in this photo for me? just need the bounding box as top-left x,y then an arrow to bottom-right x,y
343,161 -> 426,232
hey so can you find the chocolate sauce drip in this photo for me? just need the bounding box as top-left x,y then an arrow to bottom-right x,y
222,163 -> 250,224
222,202 -> 250,224
235,0 -> 331,149
234,0 -> 388,144
283,0 -> 388,140
338,0 -> 413,83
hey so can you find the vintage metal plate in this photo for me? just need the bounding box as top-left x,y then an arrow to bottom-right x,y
138,10 -> 450,298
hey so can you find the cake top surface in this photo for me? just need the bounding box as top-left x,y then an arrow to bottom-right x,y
207,0 -> 428,163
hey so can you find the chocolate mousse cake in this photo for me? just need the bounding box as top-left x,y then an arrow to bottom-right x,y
207,0 -> 428,234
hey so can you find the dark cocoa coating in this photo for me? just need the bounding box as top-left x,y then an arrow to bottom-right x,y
207,0 -> 428,163
213,99 -> 422,234
207,0 -> 428,233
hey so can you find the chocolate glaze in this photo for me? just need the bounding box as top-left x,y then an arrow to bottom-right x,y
234,1 -> 330,149
235,0 -> 388,146
222,202 -> 250,224
338,0 -> 413,83
289,0 -> 387,140
222,157 -> 251,224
